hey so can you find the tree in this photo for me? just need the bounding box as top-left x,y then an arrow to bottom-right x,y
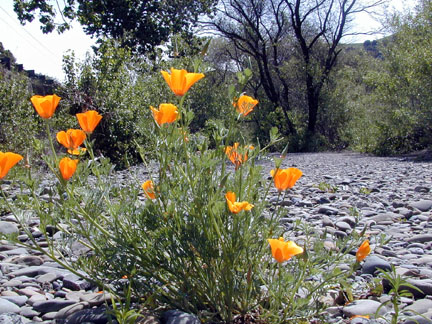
361,0 -> 432,153
205,0 -> 386,141
13,0 -> 217,54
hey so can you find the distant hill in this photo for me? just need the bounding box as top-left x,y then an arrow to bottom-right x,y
0,41 -> 58,94
342,35 -> 395,59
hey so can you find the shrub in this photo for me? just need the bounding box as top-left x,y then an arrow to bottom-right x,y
60,43 -> 166,168
0,70 -> 38,153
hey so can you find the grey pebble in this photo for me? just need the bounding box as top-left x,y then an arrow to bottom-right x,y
361,256 -> 392,276
342,299 -> 387,317
161,310 -> 201,324
0,313 -> 30,323
0,298 -> 20,314
2,152 -> 432,323
32,299 -> 77,313
0,296 -> 28,307
0,222 -> 19,235
409,200 -> 432,212
403,298 -> 432,315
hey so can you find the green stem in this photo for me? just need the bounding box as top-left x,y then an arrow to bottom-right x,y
45,120 -> 57,162
178,94 -> 186,128
64,185 -> 114,239
0,187 -> 105,289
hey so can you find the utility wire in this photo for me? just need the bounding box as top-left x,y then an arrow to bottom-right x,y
0,5 -> 59,58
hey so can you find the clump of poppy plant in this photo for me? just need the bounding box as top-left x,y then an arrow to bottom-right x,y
0,68 -> 373,324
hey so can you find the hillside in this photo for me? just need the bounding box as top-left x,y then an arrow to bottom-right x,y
0,41 -> 58,94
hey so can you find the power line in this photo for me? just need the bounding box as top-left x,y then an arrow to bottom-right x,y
0,5 -> 59,58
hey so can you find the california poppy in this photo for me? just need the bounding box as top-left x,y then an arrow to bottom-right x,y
161,68 -> 205,96
225,191 -> 253,214
67,148 -> 87,156
142,180 -> 156,199
356,240 -> 371,262
225,143 -> 254,169
267,237 -> 303,263
31,94 -> 61,119
0,152 -> 23,179
56,129 -> 86,154
233,95 -> 258,116
76,110 -> 102,133
59,157 -> 79,181
150,104 -> 179,126
270,168 -> 303,191
350,315 -> 370,320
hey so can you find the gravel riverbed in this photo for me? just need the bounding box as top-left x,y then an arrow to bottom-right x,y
0,151 -> 431,324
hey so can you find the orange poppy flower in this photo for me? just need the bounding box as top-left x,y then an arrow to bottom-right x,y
30,94 -> 61,119
270,168 -> 303,191
142,180 -> 156,199
225,143 -> 254,169
0,152 -> 23,179
67,148 -> 87,156
233,95 -> 258,116
267,237 -> 303,263
356,240 -> 371,262
225,191 -> 253,214
56,129 -> 86,153
350,315 -> 370,320
161,68 -> 205,96
150,104 -> 179,126
76,110 -> 102,133
59,157 -> 79,181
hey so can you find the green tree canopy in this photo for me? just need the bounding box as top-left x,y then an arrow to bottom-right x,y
13,0 -> 217,54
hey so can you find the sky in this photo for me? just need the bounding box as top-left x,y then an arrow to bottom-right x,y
0,0 -> 418,81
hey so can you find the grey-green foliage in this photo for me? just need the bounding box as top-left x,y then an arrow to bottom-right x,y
323,50 -> 379,152
60,42 -> 166,168
346,1 -> 432,154
0,69 -> 40,154
60,39 -> 242,168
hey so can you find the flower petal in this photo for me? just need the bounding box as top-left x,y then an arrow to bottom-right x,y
161,68 -> 204,96
235,95 -> 258,116
31,94 -> 61,119
59,157 -> 78,181
356,240 -> 371,262
0,152 -> 23,179
76,110 -> 102,133
142,180 -> 156,199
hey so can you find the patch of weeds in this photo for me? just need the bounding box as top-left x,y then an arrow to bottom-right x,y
366,277 -> 384,298
359,187 -> 372,195
376,266 -> 422,324
316,182 -> 339,193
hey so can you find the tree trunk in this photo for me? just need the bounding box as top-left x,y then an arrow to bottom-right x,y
306,74 -> 319,134
280,102 -> 297,135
